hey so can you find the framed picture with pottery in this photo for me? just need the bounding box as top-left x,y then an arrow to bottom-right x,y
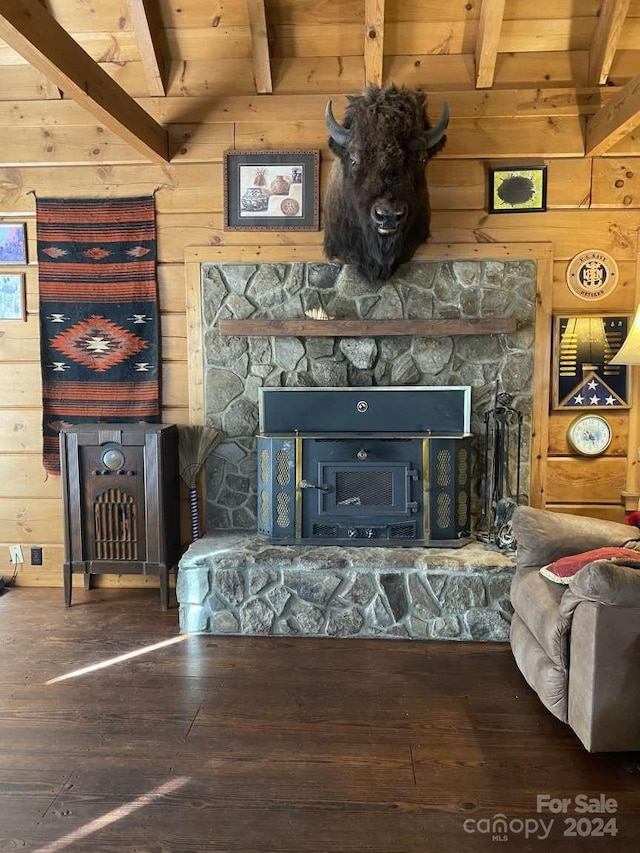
223,150 -> 320,231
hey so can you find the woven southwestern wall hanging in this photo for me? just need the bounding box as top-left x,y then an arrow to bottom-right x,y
37,196 -> 160,474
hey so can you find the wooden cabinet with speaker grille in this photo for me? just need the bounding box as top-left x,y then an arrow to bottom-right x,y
60,423 -> 181,609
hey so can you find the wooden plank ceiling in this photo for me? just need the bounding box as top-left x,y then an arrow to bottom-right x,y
0,0 -> 638,162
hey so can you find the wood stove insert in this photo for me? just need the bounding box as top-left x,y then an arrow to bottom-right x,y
257,387 -> 472,547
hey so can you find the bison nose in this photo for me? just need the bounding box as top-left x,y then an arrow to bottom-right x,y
371,202 -> 407,234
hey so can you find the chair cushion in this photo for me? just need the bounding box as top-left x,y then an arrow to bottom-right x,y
512,506 -> 640,575
540,546 -> 640,584
510,614 -> 568,722
560,559 -> 640,613
510,568 -> 569,666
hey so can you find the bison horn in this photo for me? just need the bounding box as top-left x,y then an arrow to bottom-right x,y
325,100 -> 349,148
425,102 -> 449,149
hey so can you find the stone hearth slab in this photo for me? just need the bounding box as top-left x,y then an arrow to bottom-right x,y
177,534 -> 516,641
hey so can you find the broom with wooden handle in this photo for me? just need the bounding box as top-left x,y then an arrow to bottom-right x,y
178,426 -> 221,541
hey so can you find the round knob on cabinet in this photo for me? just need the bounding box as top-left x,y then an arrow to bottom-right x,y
357,449 -> 368,460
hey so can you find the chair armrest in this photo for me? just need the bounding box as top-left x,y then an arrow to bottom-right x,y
512,506 -> 640,575
559,559 -> 640,616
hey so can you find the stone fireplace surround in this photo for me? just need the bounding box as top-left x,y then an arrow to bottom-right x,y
178,253 -> 538,641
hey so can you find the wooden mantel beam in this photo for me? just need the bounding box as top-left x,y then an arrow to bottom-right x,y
219,318 -> 517,337
588,0 -> 631,86
0,0 -> 169,163
126,0 -> 168,97
475,0 -> 506,89
586,74 -> 640,156
246,0 -> 272,94
364,0 -> 385,86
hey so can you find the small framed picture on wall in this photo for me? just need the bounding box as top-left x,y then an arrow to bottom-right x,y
0,273 -> 26,321
0,223 -> 27,264
488,166 -> 547,214
223,150 -> 320,231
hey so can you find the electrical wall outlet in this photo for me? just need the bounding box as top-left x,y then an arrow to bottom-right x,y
30,547 -> 43,566
9,545 -> 23,564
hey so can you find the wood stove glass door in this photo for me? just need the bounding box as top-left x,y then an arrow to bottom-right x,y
301,438 -> 423,540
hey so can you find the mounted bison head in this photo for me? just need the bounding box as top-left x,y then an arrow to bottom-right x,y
323,85 -> 448,284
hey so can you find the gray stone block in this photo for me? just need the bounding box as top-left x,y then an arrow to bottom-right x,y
210,611 -> 240,634
327,607 -> 364,636
465,608 -> 510,641
289,599 -> 325,633
240,599 -> 274,634
440,575 -> 486,611
249,567 -> 278,595
381,574 -> 408,621
429,615 -> 461,639
176,567 -> 210,605
215,569 -> 246,606
267,586 -> 290,615
284,570 -> 341,606
345,574 -> 377,606
180,604 -> 209,634
408,574 -> 440,619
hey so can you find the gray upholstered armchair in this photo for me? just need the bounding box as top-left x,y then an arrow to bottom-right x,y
510,505 -> 640,752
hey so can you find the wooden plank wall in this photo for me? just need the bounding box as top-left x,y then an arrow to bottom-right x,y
1,3 -> 640,585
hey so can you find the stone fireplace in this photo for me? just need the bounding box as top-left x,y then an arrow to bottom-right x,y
201,258 -> 536,529
177,256 -> 537,640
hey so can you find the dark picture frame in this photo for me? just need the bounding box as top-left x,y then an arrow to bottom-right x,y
223,150 -> 320,231
0,222 -> 28,263
552,314 -> 631,409
488,166 -> 547,214
0,273 -> 26,321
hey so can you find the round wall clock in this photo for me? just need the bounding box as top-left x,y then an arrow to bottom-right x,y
567,413 -> 612,456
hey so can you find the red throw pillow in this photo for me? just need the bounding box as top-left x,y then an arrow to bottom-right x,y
540,547 -> 640,585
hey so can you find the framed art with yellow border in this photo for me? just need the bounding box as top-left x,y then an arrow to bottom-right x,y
488,166 -> 547,214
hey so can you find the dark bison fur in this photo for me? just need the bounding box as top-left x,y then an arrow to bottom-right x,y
323,85 -> 447,285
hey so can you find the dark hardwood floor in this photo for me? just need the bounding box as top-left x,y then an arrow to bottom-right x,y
1,587 -> 639,852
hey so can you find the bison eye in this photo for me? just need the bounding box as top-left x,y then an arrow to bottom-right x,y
350,157 -> 359,170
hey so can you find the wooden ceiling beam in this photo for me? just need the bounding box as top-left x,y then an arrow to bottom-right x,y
126,0 -> 167,97
246,0 -> 272,94
475,0 -> 506,89
586,74 -> 640,156
364,0 -> 384,86
35,0 -> 59,97
0,0 -> 168,163
588,0 -> 631,86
